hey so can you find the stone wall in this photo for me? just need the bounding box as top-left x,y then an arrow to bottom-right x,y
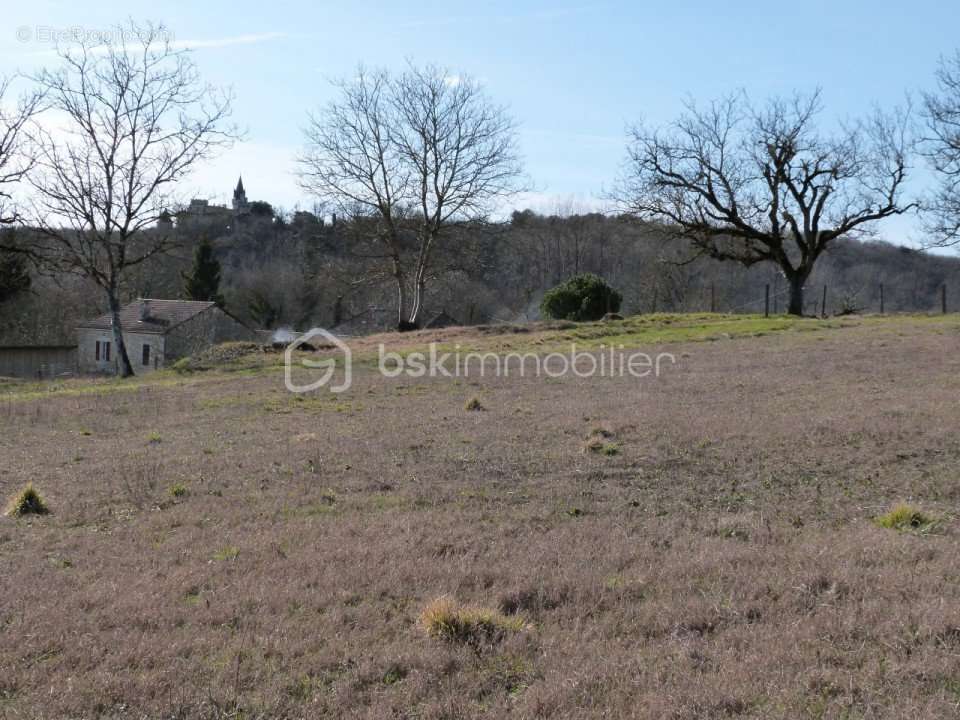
77,328 -> 164,375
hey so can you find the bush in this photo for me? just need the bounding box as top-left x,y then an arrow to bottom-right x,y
540,274 -> 622,322
874,503 -> 937,532
5,484 -> 49,517
419,595 -> 526,647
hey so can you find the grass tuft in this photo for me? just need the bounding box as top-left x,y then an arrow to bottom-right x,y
382,663 -> 407,685
212,546 -> 240,561
169,483 -> 188,498
584,424 -> 620,455
874,503 -> 937,532
584,435 -> 620,456
419,595 -> 526,646
5,484 -> 50,517
464,396 -> 485,411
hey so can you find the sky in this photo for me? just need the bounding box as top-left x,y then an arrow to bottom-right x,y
2,0 -> 959,247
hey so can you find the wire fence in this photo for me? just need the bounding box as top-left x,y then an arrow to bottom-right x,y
686,281 -> 954,317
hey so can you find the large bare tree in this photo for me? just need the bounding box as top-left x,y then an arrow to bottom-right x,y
298,68 -> 411,327
619,91 -> 915,315
26,22 -> 235,375
0,76 -> 42,229
924,51 -> 960,246
299,64 -> 522,329
0,76 -> 43,302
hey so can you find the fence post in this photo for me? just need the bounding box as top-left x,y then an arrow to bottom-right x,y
880,283 -> 885,314
821,285 -> 828,319
943,284 -> 948,314
765,284 -> 770,318
710,283 -> 716,313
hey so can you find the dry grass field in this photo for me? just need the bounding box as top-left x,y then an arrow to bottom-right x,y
3,313 -> 960,719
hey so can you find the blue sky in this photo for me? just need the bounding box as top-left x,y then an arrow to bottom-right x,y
3,0 -> 959,245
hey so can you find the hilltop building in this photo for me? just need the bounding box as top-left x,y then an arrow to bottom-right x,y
176,176 -> 253,227
232,176 -> 249,213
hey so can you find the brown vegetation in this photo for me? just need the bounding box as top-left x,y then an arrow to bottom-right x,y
2,316 -> 960,717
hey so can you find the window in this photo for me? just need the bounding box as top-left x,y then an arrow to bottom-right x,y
142,344 -> 151,367
95,340 -> 111,363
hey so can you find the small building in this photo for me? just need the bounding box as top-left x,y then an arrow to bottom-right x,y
76,299 -> 254,375
0,345 -> 77,379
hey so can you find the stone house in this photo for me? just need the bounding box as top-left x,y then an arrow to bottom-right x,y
76,299 -> 254,375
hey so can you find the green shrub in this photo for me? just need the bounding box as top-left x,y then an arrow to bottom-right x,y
540,274 -> 622,322
169,483 -> 188,498
874,503 -> 937,532
5,484 -> 49,517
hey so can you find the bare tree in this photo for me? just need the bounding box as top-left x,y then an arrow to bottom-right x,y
619,91 -> 915,315
299,63 -> 522,329
0,76 -> 42,230
25,22 -> 236,375
0,76 -> 43,303
924,51 -> 960,246
298,68 -> 411,327
391,65 -> 522,325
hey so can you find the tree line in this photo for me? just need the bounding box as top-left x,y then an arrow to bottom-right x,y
1,21 -> 960,375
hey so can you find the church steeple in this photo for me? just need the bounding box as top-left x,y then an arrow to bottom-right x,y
232,175 -> 248,213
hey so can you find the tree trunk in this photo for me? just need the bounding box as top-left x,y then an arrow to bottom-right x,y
405,230 -> 436,330
332,295 -> 343,327
395,279 -> 413,331
408,276 -> 425,328
787,275 -> 805,316
391,252 -> 413,331
107,288 -> 134,377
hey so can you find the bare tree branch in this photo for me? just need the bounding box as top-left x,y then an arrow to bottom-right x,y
923,51 -> 960,246
0,74 -> 43,242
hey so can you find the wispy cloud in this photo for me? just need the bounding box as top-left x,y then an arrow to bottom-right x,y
15,31 -> 286,59
399,4 -> 605,30
169,32 -> 286,51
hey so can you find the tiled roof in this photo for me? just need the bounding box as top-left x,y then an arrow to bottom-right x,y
76,299 -> 216,334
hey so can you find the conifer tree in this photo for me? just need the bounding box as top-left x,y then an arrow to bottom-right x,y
182,237 -> 225,307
